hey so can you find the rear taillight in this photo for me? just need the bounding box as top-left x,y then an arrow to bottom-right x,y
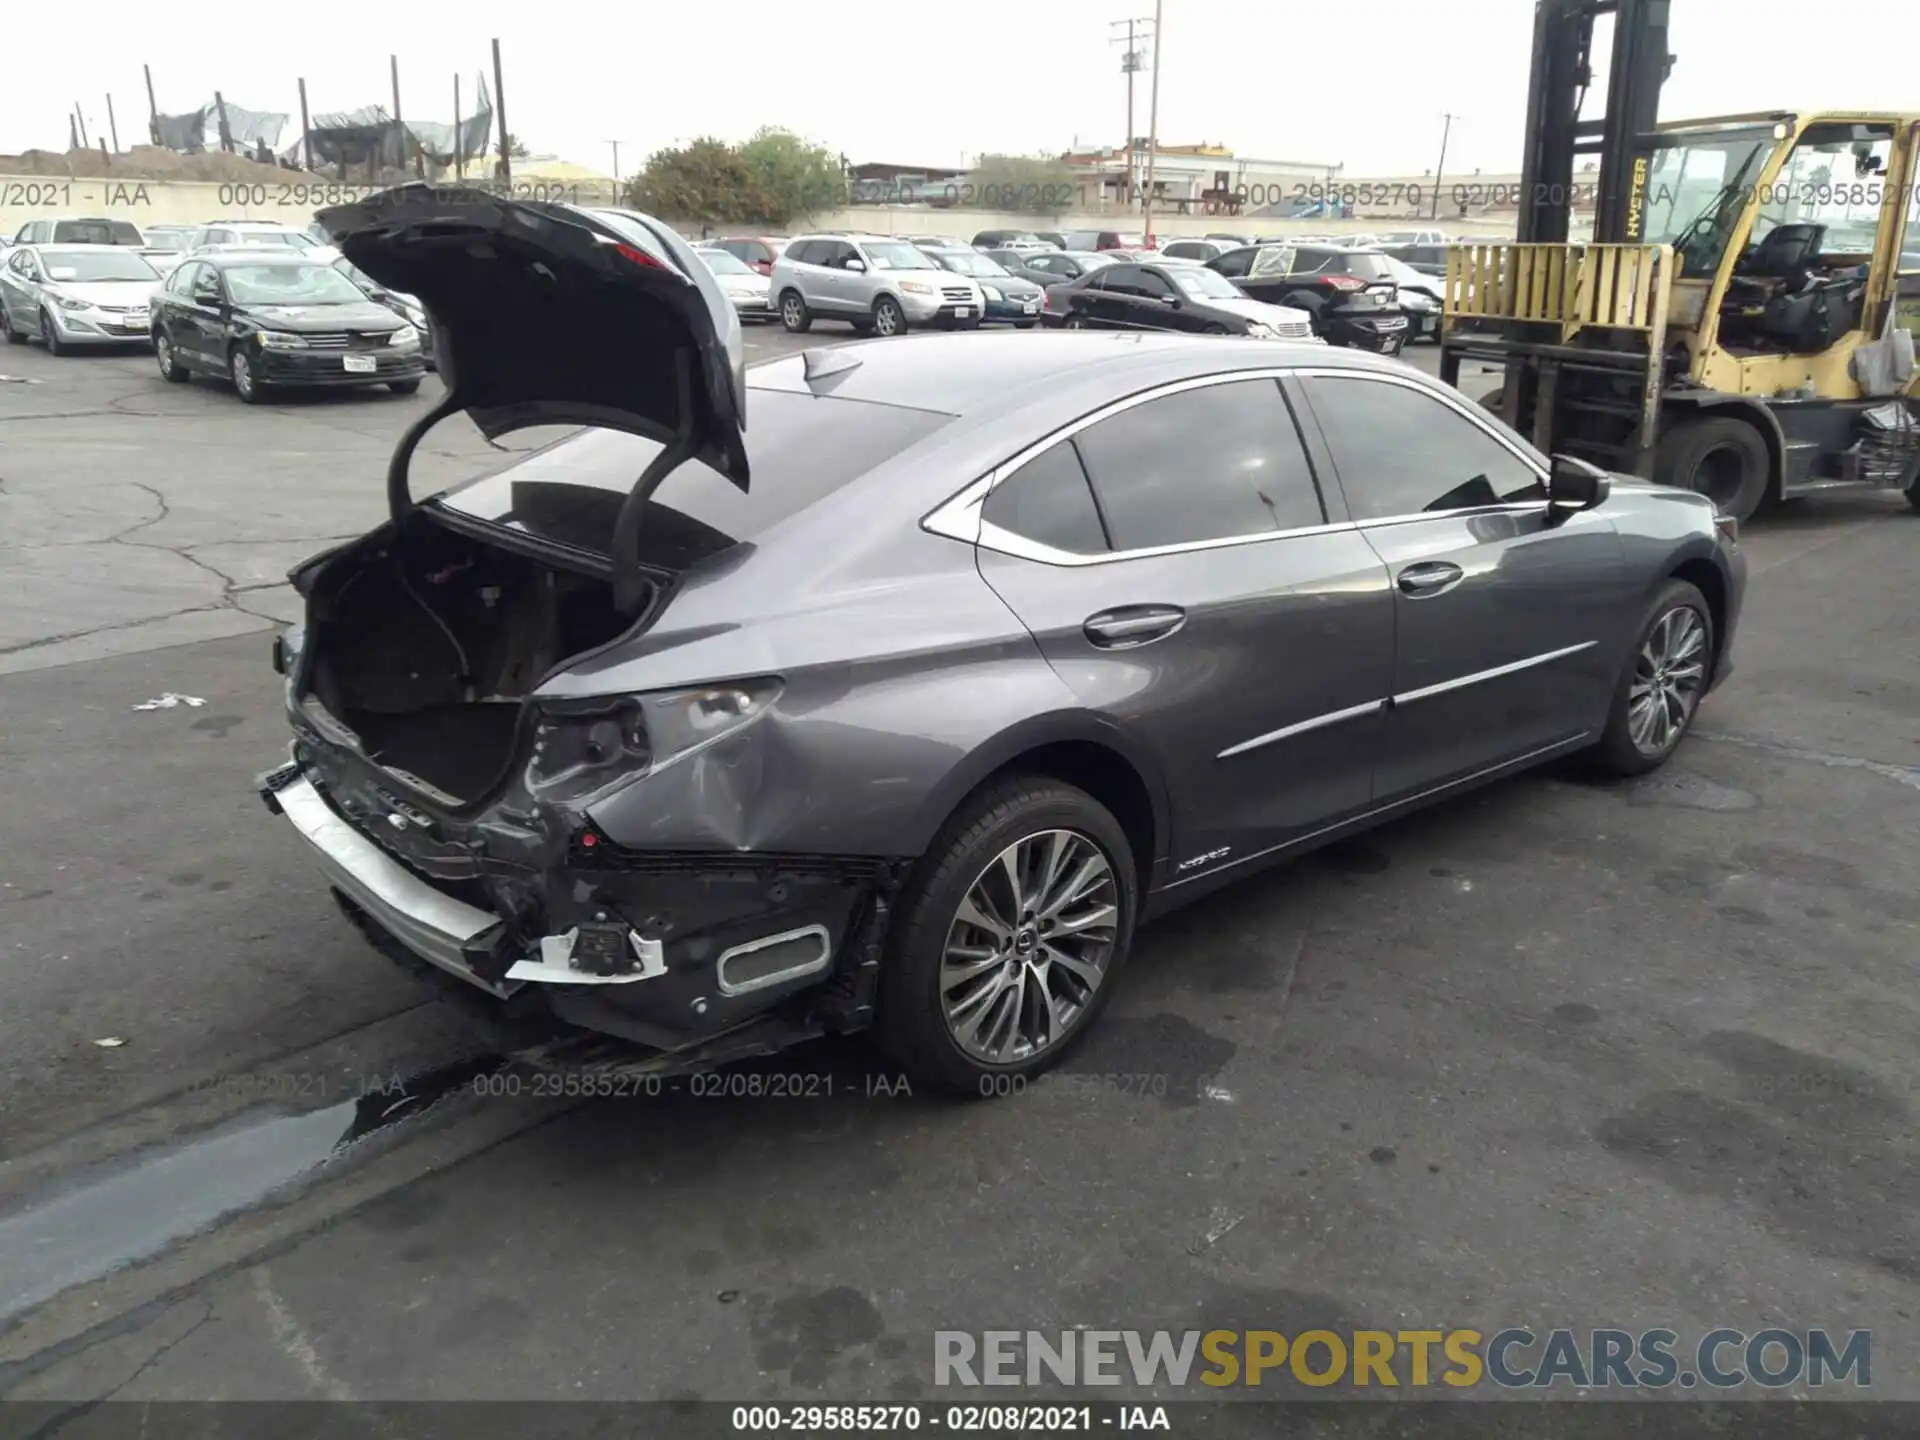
1322,275 -> 1366,291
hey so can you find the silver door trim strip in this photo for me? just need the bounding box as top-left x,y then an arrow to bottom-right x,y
1164,730 -> 1595,891
1218,698 -> 1386,760
1392,640 -> 1598,706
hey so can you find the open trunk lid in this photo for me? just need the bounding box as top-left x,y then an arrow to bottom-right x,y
316,185 -> 749,607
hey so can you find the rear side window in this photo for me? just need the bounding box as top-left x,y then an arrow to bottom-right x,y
441,390 -> 952,569
1073,379 -> 1325,550
982,443 -> 1109,555
1304,376 -> 1544,520
51,219 -> 143,245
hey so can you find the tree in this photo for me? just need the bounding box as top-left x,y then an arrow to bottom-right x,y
624,137 -> 770,225
739,127 -> 847,226
962,152 -> 1080,217
502,133 -> 530,159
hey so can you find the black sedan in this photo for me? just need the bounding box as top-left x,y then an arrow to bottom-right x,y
1041,260 -> 1316,339
987,248 -> 1119,289
923,248 -> 1044,326
1207,243 -> 1409,355
151,252 -> 427,403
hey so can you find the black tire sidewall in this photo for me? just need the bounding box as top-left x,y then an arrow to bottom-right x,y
1590,578 -> 1715,776
875,777 -> 1138,1096
40,310 -> 63,356
875,297 -> 904,336
1657,417 -> 1770,520
779,291 -> 809,332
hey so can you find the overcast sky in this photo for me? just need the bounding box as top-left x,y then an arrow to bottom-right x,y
5,1 -> 1915,179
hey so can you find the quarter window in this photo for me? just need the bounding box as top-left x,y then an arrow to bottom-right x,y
1305,377 -> 1545,520
1072,379 -> 1325,550
982,442 -> 1109,555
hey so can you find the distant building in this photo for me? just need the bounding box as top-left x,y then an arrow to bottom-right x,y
848,161 -> 970,204
1062,142 -> 1337,213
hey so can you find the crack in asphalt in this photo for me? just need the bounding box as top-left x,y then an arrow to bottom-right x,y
5,1301 -> 215,1435
1694,729 -> 1920,793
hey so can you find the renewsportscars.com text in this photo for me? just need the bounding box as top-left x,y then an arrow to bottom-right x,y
934,1328 -> 1871,1390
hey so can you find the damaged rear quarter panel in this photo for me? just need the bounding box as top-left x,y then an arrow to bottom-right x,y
551,526 -> 1095,858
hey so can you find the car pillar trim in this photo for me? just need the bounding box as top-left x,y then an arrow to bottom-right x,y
1216,699 -> 1387,761
1392,641 -> 1600,707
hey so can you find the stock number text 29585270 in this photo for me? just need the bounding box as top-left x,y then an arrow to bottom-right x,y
212,180 -> 588,210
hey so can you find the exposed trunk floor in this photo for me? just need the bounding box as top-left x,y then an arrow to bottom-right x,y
350,703 -> 520,800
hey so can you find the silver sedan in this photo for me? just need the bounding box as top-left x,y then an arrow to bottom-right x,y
0,244 -> 163,353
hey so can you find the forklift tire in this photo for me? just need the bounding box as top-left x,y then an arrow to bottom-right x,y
1654,415 -> 1771,522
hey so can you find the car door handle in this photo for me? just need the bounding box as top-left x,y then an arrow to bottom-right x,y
1396,561 -> 1465,597
1084,605 -> 1186,647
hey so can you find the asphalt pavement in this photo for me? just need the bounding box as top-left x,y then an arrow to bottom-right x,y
2,323 -> 1917,1416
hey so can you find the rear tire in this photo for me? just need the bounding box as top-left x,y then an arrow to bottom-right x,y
389,378 -> 421,395
0,306 -> 21,345
1586,579 -> 1715,777
1908,477 -> 1920,514
1655,415 -> 1771,521
779,290 -> 811,333
873,775 -> 1137,1097
1063,313 -> 1087,329
1014,320 -> 1037,330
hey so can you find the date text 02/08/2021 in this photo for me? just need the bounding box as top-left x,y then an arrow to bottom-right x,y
729,1404 -> 1169,1432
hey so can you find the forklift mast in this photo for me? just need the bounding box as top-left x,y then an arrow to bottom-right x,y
1514,0 -> 1675,245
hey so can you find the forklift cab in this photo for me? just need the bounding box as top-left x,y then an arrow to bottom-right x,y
1627,114 -> 1920,392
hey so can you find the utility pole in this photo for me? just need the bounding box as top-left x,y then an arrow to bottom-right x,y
607,140 -> 622,183
143,65 -> 160,145
492,38 -> 512,186
1430,112 -> 1456,220
105,95 -> 120,153
453,74 -> 463,179
297,78 -> 313,173
69,113 -> 79,151
74,105 -> 89,150
1108,17 -> 1152,209
213,91 -> 233,153
1139,0 -> 1164,245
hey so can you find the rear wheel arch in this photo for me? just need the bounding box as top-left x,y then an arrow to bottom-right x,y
911,721 -> 1168,889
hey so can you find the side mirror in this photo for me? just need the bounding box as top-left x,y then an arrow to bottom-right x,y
1547,453 -> 1610,521
844,258 -> 866,272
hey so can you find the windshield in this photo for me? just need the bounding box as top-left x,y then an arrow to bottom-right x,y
222,264 -> 369,306
936,252 -> 1008,278
41,249 -> 160,282
1168,267 -> 1243,300
698,248 -> 755,276
51,219 -> 144,246
862,242 -> 937,271
230,232 -> 310,250
141,232 -> 190,252
1745,122 -> 1896,258
1637,130 -> 1773,278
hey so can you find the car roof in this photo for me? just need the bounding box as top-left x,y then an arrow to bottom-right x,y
199,251 -> 326,267
746,331 -> 1403,418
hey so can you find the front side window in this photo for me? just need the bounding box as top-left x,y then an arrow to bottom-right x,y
1305,376 -> 1545,521
982,442 -> 1109,555
1747,123 -> 1896,259
1637,129 -> 1773,278
1072,379 -> 1325,550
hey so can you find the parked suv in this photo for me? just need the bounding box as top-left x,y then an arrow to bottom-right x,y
771,234 -> 986,337
10,216 -> 145,247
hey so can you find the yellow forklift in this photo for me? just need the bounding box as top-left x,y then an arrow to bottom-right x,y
1440,0 -> 1920,519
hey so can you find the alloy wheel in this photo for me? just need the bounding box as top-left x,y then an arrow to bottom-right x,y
1628,605 -> 1708,757
231,349 -> 254,400
40,309 -> 64,357
875,299 -> 901,337
155,335 -> 175,377
938,829 -> 1118,1064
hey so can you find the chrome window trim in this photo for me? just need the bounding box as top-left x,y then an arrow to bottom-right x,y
920,366 -> 1344,565
1218,699 -> 1386,761
1392,640 -> 1599,706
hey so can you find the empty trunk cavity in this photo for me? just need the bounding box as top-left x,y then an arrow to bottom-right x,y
303,518 -> 643,804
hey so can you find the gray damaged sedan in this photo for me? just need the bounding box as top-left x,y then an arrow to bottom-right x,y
259,185 -> 1746,1094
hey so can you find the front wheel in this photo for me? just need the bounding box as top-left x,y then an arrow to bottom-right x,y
1014,320 -> 1037,330
40,309 -> 66,357
1063,313 -> 1087,329
1586,579 -> 1715,776
388,378 -> 421,395
779,291 -> 811,333
154,330 -> 187,382
229,346 -> 266,404
1655,415 -> 1771,521
872,295 -> 906,338
874,776 -> 1136,1096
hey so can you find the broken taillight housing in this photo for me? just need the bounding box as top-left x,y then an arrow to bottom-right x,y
527,678 -> 783,800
